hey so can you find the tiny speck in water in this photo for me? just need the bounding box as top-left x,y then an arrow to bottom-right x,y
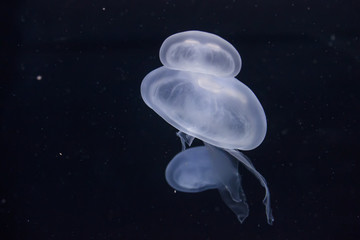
36,75 -> 42,81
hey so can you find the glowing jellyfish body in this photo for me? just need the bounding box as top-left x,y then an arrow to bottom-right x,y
141,67 -> 266,150
165,144 -> 250,223
159,31 -> 241,77
141,30 -> 274,224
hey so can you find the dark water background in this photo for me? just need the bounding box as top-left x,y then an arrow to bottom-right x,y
1,1 -> 359,239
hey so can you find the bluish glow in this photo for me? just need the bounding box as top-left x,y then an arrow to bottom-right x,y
141,30 -> 274,224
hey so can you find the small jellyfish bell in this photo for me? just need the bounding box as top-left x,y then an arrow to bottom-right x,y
165,144 -> 251,223
159,30 -> 242,78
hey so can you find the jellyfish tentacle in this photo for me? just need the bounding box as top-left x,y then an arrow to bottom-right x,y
225,149 -> 274,225
204,142 -> 249,223
176,131 -> 195,151
218,186 -> 249,223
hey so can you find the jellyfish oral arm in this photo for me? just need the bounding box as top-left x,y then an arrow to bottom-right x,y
176,131 -> 195,151
218,186 -> 249,223
225,149 -> 275,225
204,143 -> 250,223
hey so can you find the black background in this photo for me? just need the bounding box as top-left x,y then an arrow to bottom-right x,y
1,0 -> 360,239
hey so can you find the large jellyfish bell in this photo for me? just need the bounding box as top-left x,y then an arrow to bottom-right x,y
141,30 -> 273,224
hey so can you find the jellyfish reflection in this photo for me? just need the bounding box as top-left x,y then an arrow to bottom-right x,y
141,30 -> 274,224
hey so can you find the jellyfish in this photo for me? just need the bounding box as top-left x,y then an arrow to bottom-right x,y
140,30 -> 274,224
165,143 -> 250,223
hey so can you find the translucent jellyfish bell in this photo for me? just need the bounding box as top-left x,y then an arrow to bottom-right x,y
141,67 -> 266,150
160,30 -> 242,77
165,144 -> 250,223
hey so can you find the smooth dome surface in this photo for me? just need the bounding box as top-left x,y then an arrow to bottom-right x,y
165,146 -> 218,192
141,67 -> 267,150
160,30 -> 241,78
